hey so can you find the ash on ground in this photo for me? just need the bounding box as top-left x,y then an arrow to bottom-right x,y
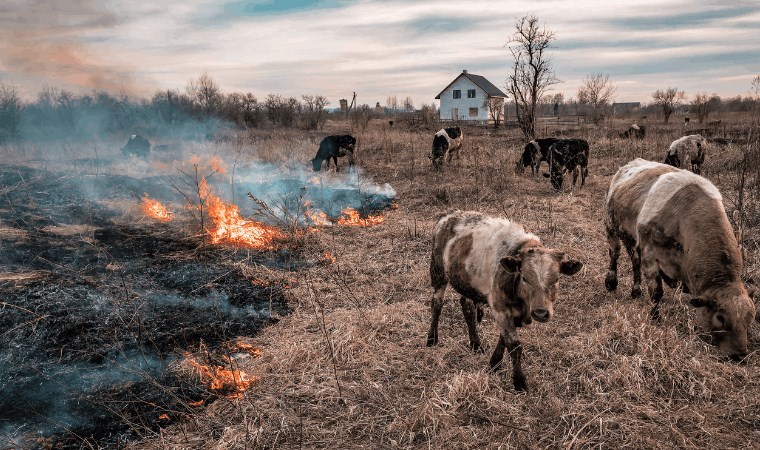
0,165 -> 290,449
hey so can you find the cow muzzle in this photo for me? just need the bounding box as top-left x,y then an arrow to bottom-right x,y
531,309 -> 550,322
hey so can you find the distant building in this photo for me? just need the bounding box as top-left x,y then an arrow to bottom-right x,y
435,70 -> 507,123
612,102 -> 642,115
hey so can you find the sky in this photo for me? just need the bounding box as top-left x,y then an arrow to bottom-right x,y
1,0 -> 759,107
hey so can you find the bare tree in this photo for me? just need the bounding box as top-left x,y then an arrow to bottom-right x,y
0,82 -> 22,141
751,75 -> 760,121
506,14 -> 560,139
403,96 -> 414,112
577,73 -> 616,125
186,72 -> 223,120
301,95 -> 330,130
385,96 -> 398,112
691,92 -> 717,124
484,97 -> 505,128
651,87 -> 686,123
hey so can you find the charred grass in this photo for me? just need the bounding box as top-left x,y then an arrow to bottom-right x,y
4,115 -> 760,449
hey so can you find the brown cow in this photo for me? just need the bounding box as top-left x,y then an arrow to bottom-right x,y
427,210 -> 583,391
605,158 -> 756,360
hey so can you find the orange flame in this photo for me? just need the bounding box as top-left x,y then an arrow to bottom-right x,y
185,354 -> 259,398
209,156 -> 226,174
189,399 -> 204,407
323,251 -> 336,264
306,209 -> 332,226
141,195 -> 173,222
337,207 -> 384,227
229,341 -> 263,357
158,413 -> 170,421
205,194 -> 285,249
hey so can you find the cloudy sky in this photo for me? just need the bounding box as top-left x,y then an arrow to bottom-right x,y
1,0 -> 759,107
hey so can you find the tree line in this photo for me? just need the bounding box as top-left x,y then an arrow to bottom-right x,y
0,72 -> 334,143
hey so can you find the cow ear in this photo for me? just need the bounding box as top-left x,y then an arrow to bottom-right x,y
689,297 -> 717,309
560,259 -> 583,276
500,256 -> 521,273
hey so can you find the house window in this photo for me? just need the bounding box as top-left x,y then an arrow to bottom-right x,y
467,89 -> 476,98
453,90 -> 461,99
451,108 -> 459,120
469,107 -> 478,117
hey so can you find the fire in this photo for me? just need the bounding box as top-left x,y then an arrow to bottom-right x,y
337,207 -> 384,227
209,156 -> 226,174
189,399 -> 204,407
185,354 -> 259,399
206,193 -> 285,249
141,195 -> 173,222
306,209 -> 332,226
229,341 -> 263,357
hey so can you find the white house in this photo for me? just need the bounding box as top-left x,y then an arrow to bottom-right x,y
435,70 -> 508,124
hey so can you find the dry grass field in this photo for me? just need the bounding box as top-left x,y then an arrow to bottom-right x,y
122,115 -> 760,449
2,114 -> 759,449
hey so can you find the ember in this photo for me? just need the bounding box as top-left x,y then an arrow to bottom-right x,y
337,207 -> 384,226
323,251 -> 337,264
306,209 -> 332,226
206,193 -> 286,249
141,195 -> 173,222
185,354 -> 259,399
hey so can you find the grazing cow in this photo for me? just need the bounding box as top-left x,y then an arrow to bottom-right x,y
543,138 -> 590,190
605,159 -> 756,360
619,124 -> 646,139
515,138 -> 559,175
311,135 -> 356,172
122,134 -> 151,158
427,210 -> 583,391
664,134 -> 707,174
430,127 -> 463,170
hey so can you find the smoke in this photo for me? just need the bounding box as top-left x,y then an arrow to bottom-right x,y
0,1 -> 138,96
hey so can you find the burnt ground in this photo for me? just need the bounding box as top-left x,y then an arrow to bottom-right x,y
0,165 -> 291,448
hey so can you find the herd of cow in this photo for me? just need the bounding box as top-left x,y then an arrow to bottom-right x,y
309,127 -> 756,392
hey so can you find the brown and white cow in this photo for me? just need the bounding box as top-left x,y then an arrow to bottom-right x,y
427,210 -> 583,391
430,127 -> 463,170
664,134 -> 707,174
605,158 -> 756,360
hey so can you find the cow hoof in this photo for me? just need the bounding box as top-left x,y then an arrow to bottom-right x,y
469,340 -> 483,353
605,272 -> 618,291
631,285 -> 642,299
513,374 -> 528,392
426,336 -> 438,347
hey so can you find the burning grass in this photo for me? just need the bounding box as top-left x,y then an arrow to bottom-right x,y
141,194 -> 173,222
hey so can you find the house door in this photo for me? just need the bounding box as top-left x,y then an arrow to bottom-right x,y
451,108 -> 458,121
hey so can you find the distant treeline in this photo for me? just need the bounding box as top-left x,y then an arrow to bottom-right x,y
0,73 -> 340,143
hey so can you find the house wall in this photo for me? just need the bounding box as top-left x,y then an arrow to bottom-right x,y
438,77 -> 490,122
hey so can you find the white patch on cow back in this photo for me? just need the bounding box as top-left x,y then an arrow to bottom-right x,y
637,170 -> 722,229
607,158 -> 663,203
668,134 -> 705,156
530,140 -> 540,154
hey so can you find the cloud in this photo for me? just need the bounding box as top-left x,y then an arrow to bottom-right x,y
0,0 -> 758,105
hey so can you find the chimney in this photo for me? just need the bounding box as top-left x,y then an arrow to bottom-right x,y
463,69 -> 468,74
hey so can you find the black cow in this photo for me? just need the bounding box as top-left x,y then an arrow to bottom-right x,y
619,124 -> 646,139
430,127 -> 463,170
543,138 -> 589,190
515,138 -> 560,175
311,135 -> 356,172
122,134 -> 151,158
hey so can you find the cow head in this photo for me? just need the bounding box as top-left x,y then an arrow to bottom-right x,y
691,287 -> 756,361
499,248 -> 583,324
431,135 -> 448,170
311,158 -> 322,172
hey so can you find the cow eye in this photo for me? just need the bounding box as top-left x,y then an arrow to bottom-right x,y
713,313 -> 727,329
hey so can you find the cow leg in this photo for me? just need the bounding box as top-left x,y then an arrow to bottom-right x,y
581,165 -> 588,186
347,150 -> 355,171
572,167 -> 579,186
332,156 -> 339,171
476,303 -> 484,323
605,229 -> 621,292
624,240 -> 643,299
460,296 -> 482,351
489,313 -> 526,391
427,285 -> 447,346
641,247 -> 664,320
